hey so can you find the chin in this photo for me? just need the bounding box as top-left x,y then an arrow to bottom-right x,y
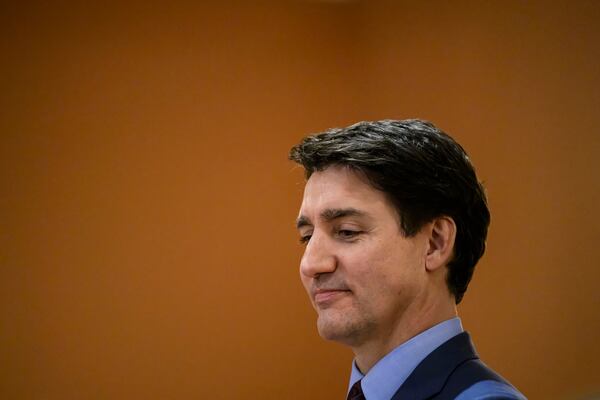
316,314 -> 365,344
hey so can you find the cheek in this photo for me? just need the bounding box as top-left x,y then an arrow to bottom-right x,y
354,243 -> 422,293
345,251 -> 396,295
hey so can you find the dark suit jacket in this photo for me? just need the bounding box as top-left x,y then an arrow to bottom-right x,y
390,332 -> 516,400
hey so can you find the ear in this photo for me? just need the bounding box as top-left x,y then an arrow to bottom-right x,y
425,216 -> 456,272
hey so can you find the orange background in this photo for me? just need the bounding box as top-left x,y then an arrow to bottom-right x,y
1,1 -> 599,399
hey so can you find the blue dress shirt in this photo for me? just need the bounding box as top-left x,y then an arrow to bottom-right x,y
347,317 -> 525,400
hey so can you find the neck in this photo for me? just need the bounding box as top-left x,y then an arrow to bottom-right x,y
352,294 -> 457,374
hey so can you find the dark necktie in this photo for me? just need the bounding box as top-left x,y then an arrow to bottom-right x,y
347,379 -> 365,400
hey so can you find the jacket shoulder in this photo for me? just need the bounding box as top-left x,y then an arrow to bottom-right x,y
436,359 -> 525,400
391,332 -> 524,400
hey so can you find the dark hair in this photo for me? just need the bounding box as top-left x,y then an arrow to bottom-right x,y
289,119 -> 490,304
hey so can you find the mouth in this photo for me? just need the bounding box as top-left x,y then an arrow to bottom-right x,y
313,289 -> 351,306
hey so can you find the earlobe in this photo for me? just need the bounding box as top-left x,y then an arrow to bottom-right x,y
425,217 -> 456,272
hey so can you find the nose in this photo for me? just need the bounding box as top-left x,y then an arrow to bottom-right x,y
300,233 -> 337,278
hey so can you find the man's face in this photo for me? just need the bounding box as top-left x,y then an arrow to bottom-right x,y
296,165 -> 430,346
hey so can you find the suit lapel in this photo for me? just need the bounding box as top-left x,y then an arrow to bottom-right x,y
390,332 -> 479,400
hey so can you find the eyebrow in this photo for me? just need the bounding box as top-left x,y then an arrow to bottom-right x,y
296,207 -> 368,229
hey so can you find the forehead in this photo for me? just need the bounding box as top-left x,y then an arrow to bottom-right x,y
299,166 -> 394,219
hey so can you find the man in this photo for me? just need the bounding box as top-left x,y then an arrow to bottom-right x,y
290,120 -> 525,400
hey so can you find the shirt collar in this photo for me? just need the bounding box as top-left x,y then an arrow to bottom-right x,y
347,317 -> 463,400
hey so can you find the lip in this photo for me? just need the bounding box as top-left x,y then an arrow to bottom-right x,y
313,289 -> 350,305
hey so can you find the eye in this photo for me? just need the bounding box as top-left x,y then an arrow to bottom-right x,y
299,234 -> 312,244
337,229 -> 361,240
